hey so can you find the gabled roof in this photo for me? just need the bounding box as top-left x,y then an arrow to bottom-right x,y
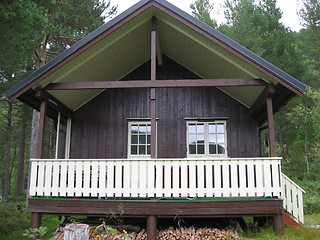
5,0 -> 306,122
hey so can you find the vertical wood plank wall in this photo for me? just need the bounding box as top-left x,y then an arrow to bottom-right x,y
70,57 -> 260,159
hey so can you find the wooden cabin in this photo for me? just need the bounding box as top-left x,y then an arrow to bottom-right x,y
5,0 -> 306,237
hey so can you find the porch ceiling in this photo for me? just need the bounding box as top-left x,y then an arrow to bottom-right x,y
5,0 -> 306,114
40,6 -> 268,110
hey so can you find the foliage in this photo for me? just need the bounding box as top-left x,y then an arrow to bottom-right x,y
0,199 -> 29,238
94,220 -> 117,238
23,226 -> 47,240
297,179 -> 320,214
219,0 -> 304,79
190,0 -> 217,28
0,0 -> 45,81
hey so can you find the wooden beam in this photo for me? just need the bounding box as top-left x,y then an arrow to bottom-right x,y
27,198 -> 283,216
37,100 -> 46,159
44,78 -> 267,90
150,88 -> 157,158
150,17 -> 157,159
266,84 -> 276,157
36,89 -> 74,118
151,17 -> 157,81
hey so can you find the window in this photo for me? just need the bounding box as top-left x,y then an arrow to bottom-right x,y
128,122 -> 151,157
187,121 -> 227,157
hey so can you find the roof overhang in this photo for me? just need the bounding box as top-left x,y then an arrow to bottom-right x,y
4,0 -> 306,123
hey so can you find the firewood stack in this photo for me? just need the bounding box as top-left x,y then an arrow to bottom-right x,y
88,227 -> 238,240
52,226 -> 239,239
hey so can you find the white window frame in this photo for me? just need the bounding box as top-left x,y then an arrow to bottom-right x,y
186,120 -> 228,158
128,121 -> 153,158
55,112 -> 72,159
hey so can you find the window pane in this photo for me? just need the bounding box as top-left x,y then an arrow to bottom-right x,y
189,145 -> 196,154
209,134 -> 216,144
217,123 -> 225,133
147,145 -> 150,154
209,144 -> 217,154
147,125 -> 151,134
189,124 -> 196,133
139,125 -> 147,134
131,125 -> 138,134
147,135 -> 151,144
139,145 -> 146,155
131,145 -> 137,155
139,135 -> 146,144
189,134 -> 196,144
197,124 -> 204,133
209,124 -> 216,133
131,135 -> 137,144
197,134 -> 205,143
217,134 -> 225,143
218,144 -> 225,154
197,145 -> 205,154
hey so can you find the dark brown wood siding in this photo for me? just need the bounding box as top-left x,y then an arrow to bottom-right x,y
70,57 -> 260,158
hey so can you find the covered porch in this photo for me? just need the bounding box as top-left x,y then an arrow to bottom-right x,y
29,157 -> 305,224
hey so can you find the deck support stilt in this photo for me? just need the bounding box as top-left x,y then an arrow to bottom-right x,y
30,212 -> 42,239
147,215 -> 157,240
273,213 -> 284,235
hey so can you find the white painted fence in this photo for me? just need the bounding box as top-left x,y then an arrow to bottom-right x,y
29,157 -> 304,223
29,157 -> 283,198
281,173 -> 305,223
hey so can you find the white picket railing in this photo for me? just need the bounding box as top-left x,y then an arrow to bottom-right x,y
29,157 -> 304,223
29,157 -> 283,198
281,173 -> 305,223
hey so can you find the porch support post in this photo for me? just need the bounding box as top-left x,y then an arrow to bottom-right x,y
266,84 -> 276,157
30,212 -> 41,239
273,213 -> 284,235
147,215 -> 158,240
150,17 -> 157,158
37,99 -> 47,159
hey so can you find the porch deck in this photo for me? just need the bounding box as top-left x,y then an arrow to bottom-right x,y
28,157 -> 304,235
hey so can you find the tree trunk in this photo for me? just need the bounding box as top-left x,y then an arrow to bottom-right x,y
64,224 -> 89,240
30,110 -> 40,159
4,101 -> 12,201
15,104 -> 28,196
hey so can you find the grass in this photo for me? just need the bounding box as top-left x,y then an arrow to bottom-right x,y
304,213 -> 320,226
240,214 -> 320,240
242,226 -> 320,240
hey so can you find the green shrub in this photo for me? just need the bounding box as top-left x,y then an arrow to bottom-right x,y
0,200 -> 30,239
296,179 -> 320,214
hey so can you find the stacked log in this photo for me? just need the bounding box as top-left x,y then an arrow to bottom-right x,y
52,226 -> 239,239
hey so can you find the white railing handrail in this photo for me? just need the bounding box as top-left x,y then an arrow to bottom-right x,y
281,173 -> 306,193
30,157 -> 283,162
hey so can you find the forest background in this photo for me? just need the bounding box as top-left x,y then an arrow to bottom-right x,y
0,0 -> 319,216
